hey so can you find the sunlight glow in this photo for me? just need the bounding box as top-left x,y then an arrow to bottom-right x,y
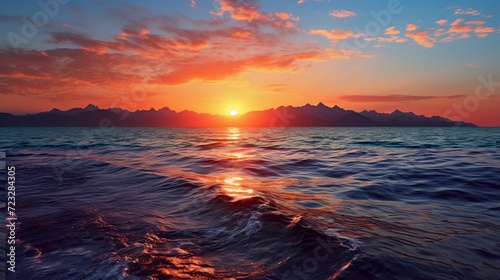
226,152 -> 255,159
226,127 -> 240,140
219,176 -> 255,201
230,109 -> 238,116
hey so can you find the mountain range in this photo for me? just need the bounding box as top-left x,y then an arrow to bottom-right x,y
0,103 -> 477,127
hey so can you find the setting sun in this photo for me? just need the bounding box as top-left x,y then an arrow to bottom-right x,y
230,109 -> 238,116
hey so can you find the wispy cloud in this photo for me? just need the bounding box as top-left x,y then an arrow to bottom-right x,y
211,0 -> 300,31
309,29 -> 362,40
466,20 -> 486,25
475,26 -> 495,33
339,95 -> 465,103
406,29 -> 435,48
328,10 -> 357,18
451,18 -> 464,26
436,19 -> 448,25
455,8 -> 480,16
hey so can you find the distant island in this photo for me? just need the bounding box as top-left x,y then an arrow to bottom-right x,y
0,103 -> 477,127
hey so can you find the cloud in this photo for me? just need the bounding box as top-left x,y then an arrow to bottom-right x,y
449,25 -> 472,33
474,26 -> 495,38
213,0 -> 262,21
0,3 -> 331,98
434,28 -> 446,37
212,0 -> 300,31
298,0 -> 304,3
325,48 -> 376,59
309,29 -> 361,40
150,52 -> 323,85
455,8 -> 480,16
465,64 -> 478,68
0,48 -> 145,96
275,12 -> 299,21
329,10 -> 357,18
385,26 -> 400,35
264,83 -> 288,93
451,18 -> 464,26
338,95 -> 464,102
436,19 -> 448,25
466,20 -> 486,25
367,35 -> 407,44
474,26 -> 494,33
406,30 -> 435,48
406,24 -> 418,31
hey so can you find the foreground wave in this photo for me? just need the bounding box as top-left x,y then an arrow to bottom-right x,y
1,127 -> 499,279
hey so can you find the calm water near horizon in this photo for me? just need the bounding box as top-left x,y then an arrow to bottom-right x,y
1,127 -> 499,279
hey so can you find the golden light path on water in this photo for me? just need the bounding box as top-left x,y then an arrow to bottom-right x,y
217,177 -> 255,201
84,127 -> 357,278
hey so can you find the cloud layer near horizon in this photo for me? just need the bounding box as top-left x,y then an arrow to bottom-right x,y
0,0 -> 378,98
338,94 -> 465,103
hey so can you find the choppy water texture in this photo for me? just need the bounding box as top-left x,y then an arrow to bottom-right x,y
1,127 -> 500,280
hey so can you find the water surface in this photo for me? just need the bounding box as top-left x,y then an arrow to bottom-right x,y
1,127 -> 499,279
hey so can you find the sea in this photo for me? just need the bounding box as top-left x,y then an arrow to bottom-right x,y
1,127 -> 499,280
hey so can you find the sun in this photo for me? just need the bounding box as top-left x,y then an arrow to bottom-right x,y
230,109 -> 238,116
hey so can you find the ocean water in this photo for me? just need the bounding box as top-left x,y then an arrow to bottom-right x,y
1,127 -> 499,280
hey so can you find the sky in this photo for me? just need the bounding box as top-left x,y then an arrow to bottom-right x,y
0,0 -> 499,126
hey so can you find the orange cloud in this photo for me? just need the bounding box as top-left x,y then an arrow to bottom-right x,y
309,29 -> 360,40
370,35 -> 407,44
326,49 -> 376,59
474,26 -> 494,33
449,25 -> 472,33
215,0 -> 262,21
436,19 -> 448,25
338,95 -> 464,102
406,24 -> 418,31
385,26 -> 400,35
275,12 -> 299,21
213,0 -> 299,31
329,10 -> 357,18
434,28 -> 446,37
0,48 -> 144,96
151,52 -> 323,85
451,18 -> 464,26
406,30 -> 435,48
466,20 -> 486,25
0,4 -> 319,99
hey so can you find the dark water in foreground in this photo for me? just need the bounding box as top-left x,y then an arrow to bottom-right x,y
1,127 -> 500,280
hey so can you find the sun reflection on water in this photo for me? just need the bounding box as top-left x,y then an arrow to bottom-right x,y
217,176 -> 255,201
226,127 -> 240,140
226,152 -> 254,159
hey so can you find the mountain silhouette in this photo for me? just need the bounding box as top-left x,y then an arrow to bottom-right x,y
0,103 -> 477,127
